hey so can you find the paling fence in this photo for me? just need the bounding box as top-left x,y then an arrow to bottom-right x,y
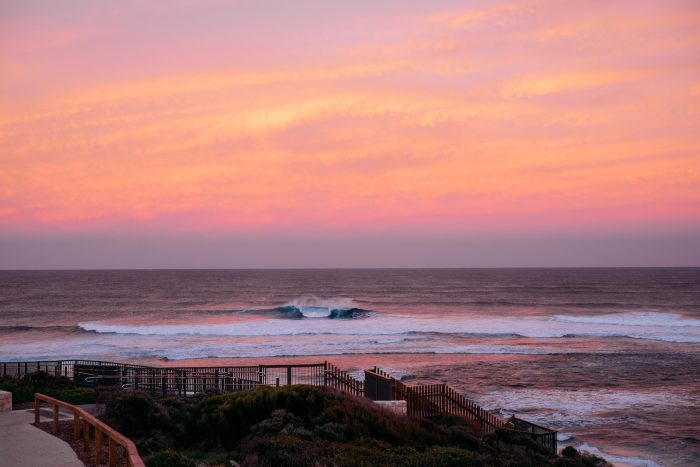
2,359 -> 556,452
1,360 -> 361,397
364,367 -> 557,453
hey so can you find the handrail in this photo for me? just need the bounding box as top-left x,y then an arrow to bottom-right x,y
35,393 -> 145,467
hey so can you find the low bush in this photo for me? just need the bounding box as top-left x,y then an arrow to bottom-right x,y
144,449 -> 196,467
101,385 -> 610,467
0,371 -> 96,406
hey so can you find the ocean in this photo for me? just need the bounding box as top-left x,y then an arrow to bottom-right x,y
0,268 -> 698,466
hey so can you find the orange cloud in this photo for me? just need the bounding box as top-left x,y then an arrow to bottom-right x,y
0,0 -> 698,236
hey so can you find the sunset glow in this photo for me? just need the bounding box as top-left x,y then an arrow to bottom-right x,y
1,0 -> 699,267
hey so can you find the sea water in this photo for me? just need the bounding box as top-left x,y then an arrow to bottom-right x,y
0,268 -> 698,465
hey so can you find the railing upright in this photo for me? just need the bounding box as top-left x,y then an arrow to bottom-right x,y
35,393 -> 145,467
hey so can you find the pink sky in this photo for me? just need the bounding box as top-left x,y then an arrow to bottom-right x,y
1,0 -> 699,267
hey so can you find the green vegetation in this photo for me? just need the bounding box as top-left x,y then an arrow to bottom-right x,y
0,371 -> 96,406
101,385 -> 610,467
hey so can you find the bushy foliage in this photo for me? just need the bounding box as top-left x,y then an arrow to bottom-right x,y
552,447 -> 610,467
144,449 -> 196,467
190,385 -> 444,450
101,385 -> 611,467
0,371 -> 96,406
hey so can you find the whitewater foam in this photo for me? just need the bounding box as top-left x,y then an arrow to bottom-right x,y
553,311 -> 700,328
78,310 -> 700,343
576,443 -> 661,467
480,388 -> 698,428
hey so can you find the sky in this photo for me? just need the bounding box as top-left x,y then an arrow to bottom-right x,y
1,0 -> 699,268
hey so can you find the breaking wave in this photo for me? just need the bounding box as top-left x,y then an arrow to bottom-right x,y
74,310 -> 700,344
274,296 -> 372,319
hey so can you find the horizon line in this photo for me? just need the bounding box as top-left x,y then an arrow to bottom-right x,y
1,266 -> 699,271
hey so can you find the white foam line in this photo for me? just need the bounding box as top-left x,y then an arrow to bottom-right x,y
77,310 -> 700,344
577,442 -> 661,467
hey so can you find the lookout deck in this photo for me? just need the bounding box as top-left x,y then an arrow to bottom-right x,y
1,359 -> 557,453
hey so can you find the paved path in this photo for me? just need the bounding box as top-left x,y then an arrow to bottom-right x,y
0,408 -> 84,467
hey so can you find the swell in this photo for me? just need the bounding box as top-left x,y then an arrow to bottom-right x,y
272,305 -> 372,319
0,325 -> 90,334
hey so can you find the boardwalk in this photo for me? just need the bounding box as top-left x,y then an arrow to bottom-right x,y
2,359 -> 558,453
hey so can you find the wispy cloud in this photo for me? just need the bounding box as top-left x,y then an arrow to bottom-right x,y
0,0 -> 698,236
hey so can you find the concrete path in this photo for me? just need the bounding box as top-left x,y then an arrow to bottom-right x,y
0,408 -> 84,467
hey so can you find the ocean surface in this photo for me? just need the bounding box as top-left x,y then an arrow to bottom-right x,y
0,268 -> 698,466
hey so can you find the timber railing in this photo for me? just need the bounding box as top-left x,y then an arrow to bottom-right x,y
35,393 -> 144,467
365,368 -> 507,435
509,416 -> 558,454
325,361 -> 363,396
364,367 -> 557,453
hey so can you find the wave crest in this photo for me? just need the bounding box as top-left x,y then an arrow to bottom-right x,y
274,296 -> 371,319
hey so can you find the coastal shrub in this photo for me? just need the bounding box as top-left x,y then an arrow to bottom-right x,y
101,385 -> 612,467
484,428 -> 556,466
551,447 -> 609,467
0,372 -> 95,406
144,449 -> 196,467
239,435 -> 486,467
190,385 -> 446,449
102,390 -> 173,440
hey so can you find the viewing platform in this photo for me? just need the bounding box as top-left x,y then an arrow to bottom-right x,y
1,359 -> 558,454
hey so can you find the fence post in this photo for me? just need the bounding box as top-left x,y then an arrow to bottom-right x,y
73,413 -> 80,440
83,419 -> 89,449
95,428 -> 103,463
53,404 -> 59,432
109,437 -> 117,467
287,366 -> 292,386
34,397 -> 40,424
323,362 -> 328,386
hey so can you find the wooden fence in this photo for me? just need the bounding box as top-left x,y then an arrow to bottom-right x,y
365,368 -> 507,435
35,393 -> 144,467
364,368 -> 557,453
325,361 -> 364,396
